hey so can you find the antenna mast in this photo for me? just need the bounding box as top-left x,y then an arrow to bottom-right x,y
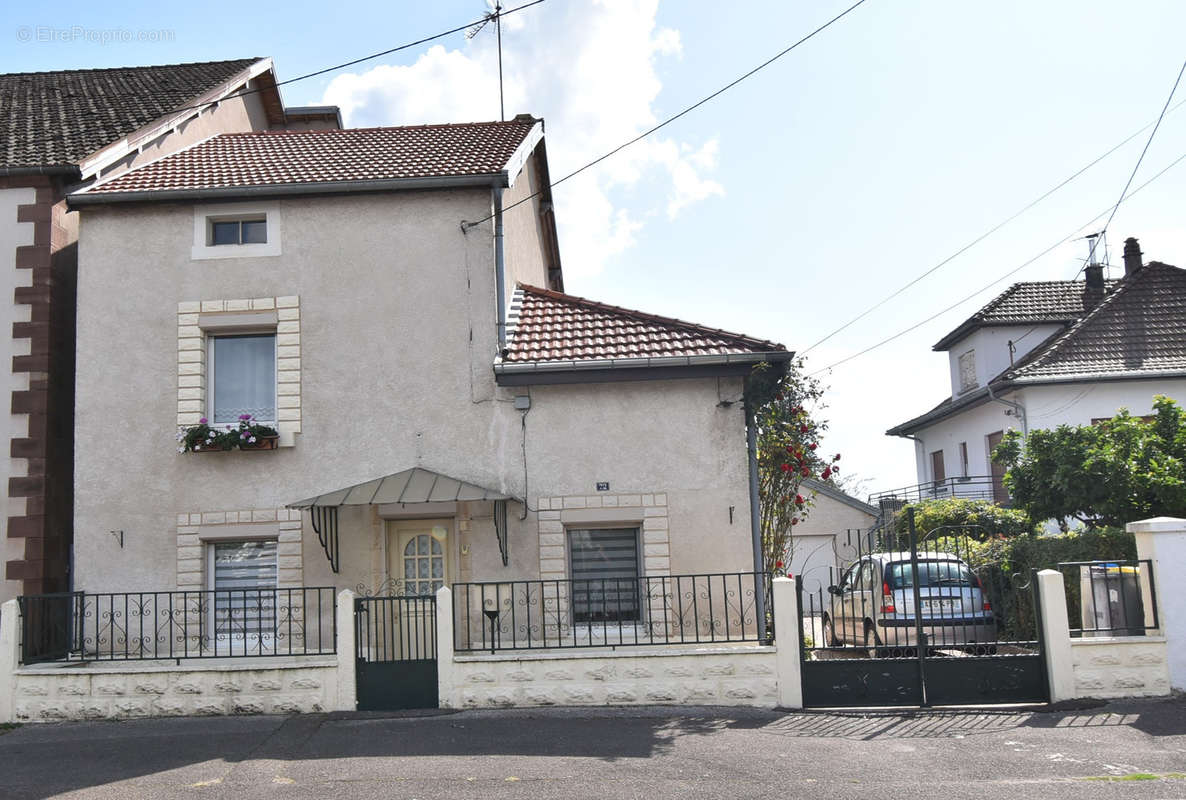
467,3 -> 505,121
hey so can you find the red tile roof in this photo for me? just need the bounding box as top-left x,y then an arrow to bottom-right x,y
501,285 -> 788,364
83,118 -> 540,195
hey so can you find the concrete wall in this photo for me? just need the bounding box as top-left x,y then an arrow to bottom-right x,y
445,647 -> 778,709
789,492 -> 876,594
1070,637 -> 1170,699
8,659 -> 338,723
74,186 -> 754,595
1131,517 -> 1186,691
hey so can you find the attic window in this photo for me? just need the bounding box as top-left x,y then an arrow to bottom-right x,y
210,217 -> 267,246
958,350 -> 977,392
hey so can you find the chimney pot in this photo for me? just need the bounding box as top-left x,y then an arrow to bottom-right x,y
1123,237 -> 1143,276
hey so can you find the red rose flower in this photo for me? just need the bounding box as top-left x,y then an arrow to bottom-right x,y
799,424 -> 809,434
775,560 -> 784,569
780,463 -> 791,473
795,494 -> 805,505
809,443 -> 817,450
834,453 -> 841,461
801,466 -> 810,476
821,467 -> 832,480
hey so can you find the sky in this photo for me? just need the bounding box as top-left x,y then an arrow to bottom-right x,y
7,0 -> 1186,499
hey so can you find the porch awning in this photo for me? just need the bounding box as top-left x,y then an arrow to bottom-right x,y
287,466 -> 515,509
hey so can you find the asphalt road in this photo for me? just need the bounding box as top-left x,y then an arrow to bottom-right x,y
2,698 -> 1185,799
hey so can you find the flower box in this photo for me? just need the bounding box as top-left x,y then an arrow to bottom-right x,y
239,435 -> 279,451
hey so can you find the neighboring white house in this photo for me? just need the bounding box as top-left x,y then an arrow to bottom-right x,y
885,238 -> 1186,504
64,119 -> 792,650
787,478 -> 877,594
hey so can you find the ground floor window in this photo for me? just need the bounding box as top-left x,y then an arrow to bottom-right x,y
209,539 -> 278,647
569,528 -> 641,623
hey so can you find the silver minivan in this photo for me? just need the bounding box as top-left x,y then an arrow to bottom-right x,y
821,552 -> 997,655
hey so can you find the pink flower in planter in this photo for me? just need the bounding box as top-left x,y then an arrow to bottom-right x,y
199,418 -> 208,425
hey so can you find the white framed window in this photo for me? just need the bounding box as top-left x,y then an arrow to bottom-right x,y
208,539 -> 278,654
208,333 -> 277,425
191,202 -> 282,260
568,527 -> 641,623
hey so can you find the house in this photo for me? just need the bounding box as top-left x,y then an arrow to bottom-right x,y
885,239 -> 1186,505
0,57 -> 339,603
63,118 -> 792,650
787,478 -> 877,593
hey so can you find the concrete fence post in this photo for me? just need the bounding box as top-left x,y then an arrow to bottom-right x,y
1035,569 -> 1075,703
771,577 -> 802,709
335,589 -> 357,712
1129,517 -> 1186,692
436,585 -> 455,709
0,599 -> 18,723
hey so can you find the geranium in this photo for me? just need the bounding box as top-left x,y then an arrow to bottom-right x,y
178,414 -> 278,453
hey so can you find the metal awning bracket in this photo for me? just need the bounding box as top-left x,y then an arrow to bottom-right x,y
309,506 -> 340,574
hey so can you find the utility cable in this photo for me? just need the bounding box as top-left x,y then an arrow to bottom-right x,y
162,0 -> 547,118
798,96 -> 1186,358
805,148 -> 1186,378
464,0 -> 873,229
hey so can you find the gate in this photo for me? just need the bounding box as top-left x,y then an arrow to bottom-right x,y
354,594 -> 438,711
797,510 -> 1047,708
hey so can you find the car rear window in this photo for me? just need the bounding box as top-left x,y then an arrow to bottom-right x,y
886,560 -> 975,589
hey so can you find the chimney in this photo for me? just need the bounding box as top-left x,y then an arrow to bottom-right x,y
1123,237 -> 1143,276
1084,263 -> 1105,289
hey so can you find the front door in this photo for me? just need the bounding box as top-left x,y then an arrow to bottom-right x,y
387,519 -> 450,597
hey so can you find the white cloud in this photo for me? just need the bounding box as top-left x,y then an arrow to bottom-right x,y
321,0 -> 721,277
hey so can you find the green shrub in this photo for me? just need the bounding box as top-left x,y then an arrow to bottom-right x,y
884,498 -> 1037,547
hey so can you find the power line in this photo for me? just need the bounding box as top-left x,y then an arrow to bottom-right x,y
1081,55 -> 1186,270
164,0 -> 547,119
798,96 -> 1186,358
805,148 -> 1186,378
464,0 -> 873,228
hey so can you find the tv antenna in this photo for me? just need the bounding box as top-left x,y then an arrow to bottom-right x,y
467,2 -> 505,121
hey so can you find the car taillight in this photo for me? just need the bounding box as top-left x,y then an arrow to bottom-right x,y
882,580 -> 896,613
983,599 -> 992,611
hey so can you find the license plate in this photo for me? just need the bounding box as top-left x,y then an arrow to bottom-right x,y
924,599 -> 958,613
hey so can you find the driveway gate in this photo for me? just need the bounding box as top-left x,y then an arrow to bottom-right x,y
797,511 -> 1047,708
355,593 -> 438,710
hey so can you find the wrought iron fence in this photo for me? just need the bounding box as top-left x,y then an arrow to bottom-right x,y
452,572 -> 773,652
867,475 -> 1005,507
1057,560 -> 1158,637
17,587 -> 337,664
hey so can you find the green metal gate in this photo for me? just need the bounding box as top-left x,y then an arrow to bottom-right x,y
355,594 -> 438,711
797,509 -> 1048,708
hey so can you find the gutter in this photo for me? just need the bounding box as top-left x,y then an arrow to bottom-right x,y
67,172 -> 508,208
0,165 -> 81,178
986,384 -> 1027,436
493,186 -> 507,352
494,350 -> 794,375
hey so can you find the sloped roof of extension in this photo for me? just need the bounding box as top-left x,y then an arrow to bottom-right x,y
496,284 -> 791,383
72,118 -> 542,201
888,261 -> 1186,436
1,58 -> 260,169
932,278 -> 1120,351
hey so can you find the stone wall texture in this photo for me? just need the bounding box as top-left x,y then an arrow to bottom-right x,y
444,646 -> 778,710
10,659 -> 336,722
1071,637 -> 1171,699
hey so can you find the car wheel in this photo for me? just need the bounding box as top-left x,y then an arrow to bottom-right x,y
863,622 -> 881,658
822,615 -> 840,647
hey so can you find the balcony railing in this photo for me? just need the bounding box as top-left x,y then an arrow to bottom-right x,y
867,475 -> 1007,507
17,587 -> 337,664
452,572 -> 773,653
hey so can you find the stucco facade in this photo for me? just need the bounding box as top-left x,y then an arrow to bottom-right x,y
73,174 -> 756,600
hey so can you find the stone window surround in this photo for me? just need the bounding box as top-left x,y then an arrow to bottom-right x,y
191,201 -> 282,260
536,494 -> 670,582
177,296 -> 301,447
176,508 -> 304,591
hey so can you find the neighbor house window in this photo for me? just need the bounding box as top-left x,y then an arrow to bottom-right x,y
210,217 -> 267,246
209,539 -> 278,649
569,528 -> 641,623
958,350 -> 977,392
959,442 -> 969,478
930,450 -> 946,487
208,333 -> 276,424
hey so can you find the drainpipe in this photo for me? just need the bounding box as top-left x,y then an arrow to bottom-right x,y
986,385 -> 1027,436
744,396 -> 769,644
493,186 -> 507,353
